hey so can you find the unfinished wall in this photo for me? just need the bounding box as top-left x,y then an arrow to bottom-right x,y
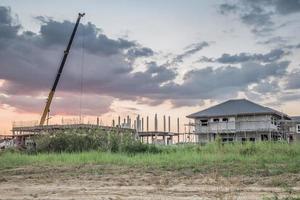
194,114 -> 279,134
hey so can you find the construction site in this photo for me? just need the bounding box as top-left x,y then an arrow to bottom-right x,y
0,13 -> 191,150
1,3 -> 300,199
0,12 -> 299,151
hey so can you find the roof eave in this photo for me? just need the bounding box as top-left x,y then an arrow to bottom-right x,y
187,112 -> 289,119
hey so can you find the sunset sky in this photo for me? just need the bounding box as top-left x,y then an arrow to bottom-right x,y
0,0 -> 300,134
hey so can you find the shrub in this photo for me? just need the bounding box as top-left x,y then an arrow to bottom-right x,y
32,129 -> 145,154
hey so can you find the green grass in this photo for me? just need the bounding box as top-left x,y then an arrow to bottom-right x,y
1,142 -> 300,176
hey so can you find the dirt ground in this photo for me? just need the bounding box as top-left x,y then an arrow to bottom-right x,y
0,165 -> 300,200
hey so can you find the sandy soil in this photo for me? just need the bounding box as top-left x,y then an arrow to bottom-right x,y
0,165 -> 300,200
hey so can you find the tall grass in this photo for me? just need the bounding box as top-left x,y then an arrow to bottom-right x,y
1,142 -> 300,176
31,129 -> 159,154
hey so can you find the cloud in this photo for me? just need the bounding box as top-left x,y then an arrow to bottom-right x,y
274,0 -> 300,15
252,79 -> 281,94
126,47 -> 154,62
163,61 -> 289,102
171,41 -> 209,63
257,36 -> 288,46
219,0 -> 300,35
197,56 -> 214,63
278,92 -> 300,102
0,6 -> 166,114
170,99 -> 205,108
198,48 -> 287,64
35,17 -> 138,56
219,3 -> 238,15
0,6 -> 21,49
0,93 -> 113,115
219,1 -> 274,34
0,5 -> 294,113
285,70 -> 300,89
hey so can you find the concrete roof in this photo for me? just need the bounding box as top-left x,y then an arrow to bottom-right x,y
187,99 -> 288,118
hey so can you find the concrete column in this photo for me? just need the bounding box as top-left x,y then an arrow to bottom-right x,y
146,116 -> 149,132
142,117 -> 144,132
163,115 -> 166,132
168,116 -> 171,132
155,114 -> 158,132
134,120 -> 137,130
118,116 -> 121,127
137,115 -> 140,131
127,115 -> 130,127
177,117 -> 180,133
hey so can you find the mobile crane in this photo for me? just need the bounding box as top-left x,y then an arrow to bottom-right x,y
39,13 -> 85,126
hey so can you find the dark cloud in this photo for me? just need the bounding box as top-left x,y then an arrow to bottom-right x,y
0,5 -> 294,113
163,61 -> 289,102
219,3 -> 238,15
0,6 -> 21,49
219,1 -> 274,34
240,6 -> 273,27
172,42 -> 209,63
35,18 -> 137,56
126,47 -> 154,61
199,49 -> 287,64
275,0 -> 300,15
219,0 -> 300,35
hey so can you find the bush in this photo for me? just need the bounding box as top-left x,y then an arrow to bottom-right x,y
32,129 -> 159,154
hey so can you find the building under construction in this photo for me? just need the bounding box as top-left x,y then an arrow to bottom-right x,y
187,99 -> 300,143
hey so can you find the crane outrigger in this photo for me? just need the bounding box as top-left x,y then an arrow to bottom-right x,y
40,13 -> 85,126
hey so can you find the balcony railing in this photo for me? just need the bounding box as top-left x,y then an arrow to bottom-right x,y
195,120 -> 278,133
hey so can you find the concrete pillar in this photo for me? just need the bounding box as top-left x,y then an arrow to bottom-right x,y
97,117 -> 99,126
163,115 -> 166,132
177,117 -> 180,133
112,119 -> 115,127
142,117 -> 144,132
146,116 -> 149,132
127,116 -> 131,128
118,116 -> 121,127
137,115 -> 140,131
155,114 -> 158,132
168,116 -> 171,132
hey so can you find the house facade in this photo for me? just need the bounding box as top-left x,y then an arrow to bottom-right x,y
187,99 -> 299,143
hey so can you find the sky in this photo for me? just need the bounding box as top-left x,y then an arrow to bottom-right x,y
0,0 -> 300,134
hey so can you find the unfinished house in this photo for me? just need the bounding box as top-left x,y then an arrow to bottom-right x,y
280,116 -> 300,142
187,99 -> 294,143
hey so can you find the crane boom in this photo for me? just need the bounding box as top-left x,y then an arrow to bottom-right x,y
40,13 -> 85,126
